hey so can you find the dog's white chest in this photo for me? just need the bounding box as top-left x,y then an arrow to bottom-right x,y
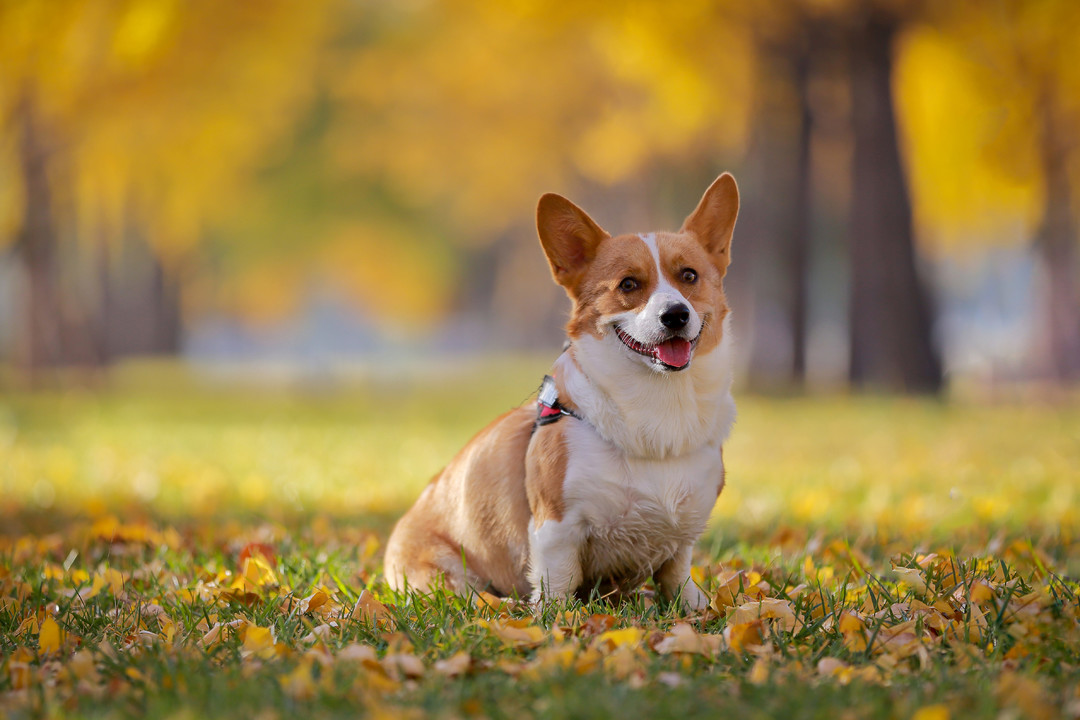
562,427 -> 724,584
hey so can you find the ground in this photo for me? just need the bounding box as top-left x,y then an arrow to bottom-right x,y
1,360 -> 1078,719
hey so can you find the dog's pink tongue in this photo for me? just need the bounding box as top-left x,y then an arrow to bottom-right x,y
655,338 -> 692,368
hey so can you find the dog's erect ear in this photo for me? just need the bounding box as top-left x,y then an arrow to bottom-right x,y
681,173 -> 739,275
536,193 -> 610,291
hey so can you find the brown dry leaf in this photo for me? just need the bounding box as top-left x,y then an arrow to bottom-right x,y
353,590 -> 392,627
279,660 -> 317,700
653,622 -> 718,656
909,600 -> 949,632
748,657 -> 770,685
526,644 -> 577,677
574,646 -> 603,674
199,618 -> 246,649
710,570 -> 746,610
582,614 -> 617,637
219,588 -> 261,606
495,658 -> 526,677
801,591 -> 828,619
432,651 -> 471,677
382,632 -> 415,655
239,542 -> 278,568
874,620 -> 932,664
473,591 -> 505,613
967,581 -> 997,607
68,649 -> 99,683
337,643 -> 379,665
477,618 -> 546,648
8,660 -> 34,690
817,657 -> 853,684
996,671 -> 1057,720
602,645 -> 647,683
301,622 -> 337,645
929,555 -> 961,590
299,590 -> 330,615
382,653 -> 425,679
730,598 -> 798,632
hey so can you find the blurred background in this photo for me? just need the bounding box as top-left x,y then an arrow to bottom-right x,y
1,0 -> 1078,394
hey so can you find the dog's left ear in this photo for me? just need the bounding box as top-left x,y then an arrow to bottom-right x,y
681,173 -> 739,275
537,193 -> 611,294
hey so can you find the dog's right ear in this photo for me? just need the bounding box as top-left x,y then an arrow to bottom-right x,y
537,193 -> 610,292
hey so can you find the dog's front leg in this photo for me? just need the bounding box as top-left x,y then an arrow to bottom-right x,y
527,519 -> 583,604
655,544 -> 709,612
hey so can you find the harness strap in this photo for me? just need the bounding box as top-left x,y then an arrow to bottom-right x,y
535,374 -> 581,427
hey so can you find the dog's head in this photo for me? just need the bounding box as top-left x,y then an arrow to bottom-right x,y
537,174 -> 739,373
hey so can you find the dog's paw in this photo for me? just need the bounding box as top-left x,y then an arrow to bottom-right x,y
681,584 -> 710,613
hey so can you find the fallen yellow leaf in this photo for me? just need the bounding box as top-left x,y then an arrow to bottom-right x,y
241,624 -> 277,660
748,657 -> 770,685
911,704 -> 950,720
38,616 -> 63,656
725,620 -> 763,653
894,567 -> 927,594
477,618 -> 546,648
594,626 -> 644,652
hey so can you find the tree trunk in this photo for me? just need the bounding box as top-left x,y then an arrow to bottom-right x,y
789,47 -> 813,383
14,92 -> 108,377
847,16 -> 942,393
13,92 -> 64,374
102,226 -> 184,359
745,37 -> 814,390
1034,90 -> 1080,381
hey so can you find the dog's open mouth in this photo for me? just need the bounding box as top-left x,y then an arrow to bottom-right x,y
614,326 -> 699,370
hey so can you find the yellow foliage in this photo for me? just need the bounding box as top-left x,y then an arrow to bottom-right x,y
895,28 -> 1040,252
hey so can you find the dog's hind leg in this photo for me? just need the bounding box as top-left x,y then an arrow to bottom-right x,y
384,523 -> 482,596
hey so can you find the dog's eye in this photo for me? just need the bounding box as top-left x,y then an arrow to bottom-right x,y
619,277 -> 639,292
680,268 -> 698,284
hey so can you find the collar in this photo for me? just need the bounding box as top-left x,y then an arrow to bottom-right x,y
535,374 -> 582,427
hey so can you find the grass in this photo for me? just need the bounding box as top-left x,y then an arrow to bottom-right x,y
1,359 -> 1079,719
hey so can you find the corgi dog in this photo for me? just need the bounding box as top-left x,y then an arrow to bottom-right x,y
384,173 -> 739,610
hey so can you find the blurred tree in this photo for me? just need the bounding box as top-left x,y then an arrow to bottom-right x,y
845,2 -> 942,393
898,0 -> 1080,382
737,1 -> 819,390
0,0 -> 334,375
327,0 -> 756,344
737,0 -> 942,393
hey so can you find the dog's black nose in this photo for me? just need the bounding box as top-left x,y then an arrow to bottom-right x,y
660,303 -> 690,330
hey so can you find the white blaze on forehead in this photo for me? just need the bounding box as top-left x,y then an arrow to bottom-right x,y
640,233 -> 662,272
637,233 -> 687,303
